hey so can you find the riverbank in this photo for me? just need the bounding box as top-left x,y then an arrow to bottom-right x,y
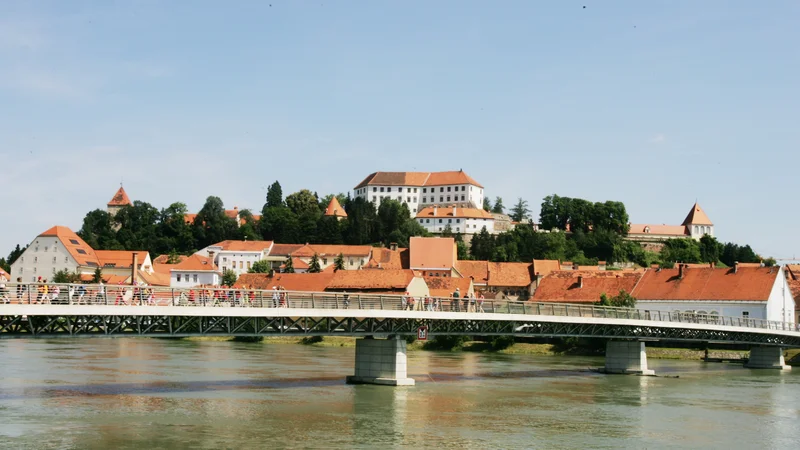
181,336 -> 758,362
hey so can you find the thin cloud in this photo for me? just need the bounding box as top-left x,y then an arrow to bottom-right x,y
0,68 -> 86,98
649,134 -> 666,144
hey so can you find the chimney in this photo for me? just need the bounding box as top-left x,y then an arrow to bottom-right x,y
453,206 -> 457,216
734,261 -> 739,274
710,261 -> 715,269
208,250 -> 216,267
390,242 -> 398,251
679,263 -> 685,279
535,272 -> 543,288
572,263 -> 579,271
433,204 -> 438,215
577,275 -> 583,288
131,253 -> 138,286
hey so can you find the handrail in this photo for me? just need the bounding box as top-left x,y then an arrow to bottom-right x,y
0,282 -> 797,332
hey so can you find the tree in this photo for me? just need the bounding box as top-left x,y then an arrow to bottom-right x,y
249,260 -> 271,273
308,254 -> 322,273
470,226 -> 496,260
78,209 -> 120,250
483,197 -> 492,212
53,270 -> 81,284
491,197 -> 505,214
699,235 -> 721,264
456,240 -> 470,260
660,239 -> 702,264
283,257 -> 295,273
266,181 -> 284,208
192,196 -> 239,249
441,224 -> 454,237
510,198 -> 531,222
222,269 -> 238,286
156,202 -> 195,255
343,197 -> 379,245
763,257 -> 777,267
259,206 -> 300,243
598,289 -> 636,308
334,253 -> 345,271
285,189 -> 320,217
316,215 -> 344,244
92,268 -> 103,284
7,244 -> 25,266
166,251 -> 183,264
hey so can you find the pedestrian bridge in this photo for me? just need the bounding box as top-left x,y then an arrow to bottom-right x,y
1,283 -> 797,385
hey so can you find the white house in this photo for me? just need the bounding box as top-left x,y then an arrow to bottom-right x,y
628,202 -> 715,244
10,226 -> 94,282
631,264 -> 794,324
196,240 -> 274,276
170,254 -> 221,288
415,206 -> 495,235
353,170 -> 484,214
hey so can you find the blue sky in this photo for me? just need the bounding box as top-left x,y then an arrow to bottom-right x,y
1,1 -> 798,260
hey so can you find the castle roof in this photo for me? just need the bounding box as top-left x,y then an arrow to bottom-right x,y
682,202 -> 713,226
108,186 -> 132,207
324,197 -> 347,218
354,170 -> 483,189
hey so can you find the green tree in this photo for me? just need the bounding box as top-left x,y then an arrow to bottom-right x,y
92,268 -> 103,284
192,196 -> 239,249
456,240 -> 470,260
0,257 -> 8,273
491,197 -> 505,214
236,209 -> 262,242
510,198 -> 531,222
763,257 -> 777,267
470,226 -> 496,260
699,235 -> 721,264
441,224 -> 454,237
660,239 -> 702,264
78,209 -> 121,250
155,202 -> 195,255
249,260 -> 271,273
286,189 -> 320,217
259,206 -> 300,243
483,197 -> 492,212
266,181 -> 284,208
316,215 -> 344,244
53,270 -> 81,284
222,269 -> 238,286
598,289 -> 636,308
308,254 -> 322,273
343,197 -> 379,245
7,244 -> 25,266
166,251 -> 183,264
283,257 -> 295,273
334,253 -> 346,271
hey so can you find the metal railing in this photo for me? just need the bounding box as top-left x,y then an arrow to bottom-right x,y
0,282 -> 797,332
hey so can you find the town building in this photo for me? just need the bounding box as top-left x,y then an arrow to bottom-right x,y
197,240 -> 274,276
107,186 -> 132,217
169,254 -> 220,288
409,237 -> 457,277
627,202 -> 714,250
324,197 -> 347,221
353,170 -> 484,214
415,206 -> 495,234
0,267 -> 11,282
424,276 -> 474,298
234,272 -> 335,292
326,269 -> 429,296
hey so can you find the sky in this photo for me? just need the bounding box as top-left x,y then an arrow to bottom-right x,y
1,1 -> 798,260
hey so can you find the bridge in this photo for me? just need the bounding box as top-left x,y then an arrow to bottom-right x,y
1,283 -> 797,385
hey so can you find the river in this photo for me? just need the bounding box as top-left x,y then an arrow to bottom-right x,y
0,338 -> 798,449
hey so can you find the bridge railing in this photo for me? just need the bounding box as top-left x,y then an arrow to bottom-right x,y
0,282 -> 796,332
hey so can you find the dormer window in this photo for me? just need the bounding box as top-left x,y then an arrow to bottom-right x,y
644,226 -> 650,233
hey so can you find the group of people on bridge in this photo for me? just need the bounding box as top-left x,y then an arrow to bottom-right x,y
400,288 -> 486,313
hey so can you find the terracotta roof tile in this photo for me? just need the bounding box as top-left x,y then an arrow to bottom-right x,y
95,250 -> 149,269
234,272 -> 334,292
171,254 -> 218,272
137,270 -> 171,286
416,206 -> 493,219
487,262 -> 534,287
291,244 -> 372,258
153,254 -> 188,265
455,260 -> 489,284
682,202 -> 713,226
324,197 -> 347,217
107,186 -> 132,207
788,280 -> 800,307
39,226 -> 100,267
424,276 -> 473,297
787,264 -> 800,280
632,267 -> 779,301
533,271 -> 644,303
209,240 -> 274,252
409,237 -> 455,270
532,260 -> 561,278
327,269 -> 415,291
354,170 -> 483,189
268,244 -> 304,257
364,247 -> 407,270
424,171 -> 483,188
627,224 -> 688,236
0,267 -> 10,280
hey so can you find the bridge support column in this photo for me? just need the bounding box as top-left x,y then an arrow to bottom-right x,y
604,341 -> 655,376
745,347 -> 791,370
346,336 -> 415,386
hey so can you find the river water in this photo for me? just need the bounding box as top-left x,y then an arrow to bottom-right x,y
0,339 -> 798,449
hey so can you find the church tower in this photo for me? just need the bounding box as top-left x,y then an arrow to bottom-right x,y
107,186 -> 132,217
682,202 -> 714,240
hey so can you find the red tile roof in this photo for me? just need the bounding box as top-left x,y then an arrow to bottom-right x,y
409,237 -> 455,270
287,257 -> 309,270
324,197 -> 347,218
424,276 -> 472,297
209,240 -> 274,252
487,262 -> 534,287
107,186 -> 132,207
184,213 -> 197,225
95,250 -> 149,269
787,265 -> 800,280
234,272 -> 335,292
416,206 -> 493,219
455,260 -> 489,284
0,267 -> 10,280
39,226 -> 99,267
532,260 -> 561,278
291,244 -> 372,258
137,270 -> 171,286
152,254 -> 188,265
533,271 -> 644,303
788,280 -> 800,307
354,170 -> 483,189
327,269 -> 416,291
364,247 -> 408,270
682,202 -> 713,226
268,244 -> 304,257
171,254 -> 218,272
632,267 -> 780,301
627,224 -> 688,237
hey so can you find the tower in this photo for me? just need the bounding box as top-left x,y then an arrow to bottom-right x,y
107,185 -> 132,217
682,202 -> 713,240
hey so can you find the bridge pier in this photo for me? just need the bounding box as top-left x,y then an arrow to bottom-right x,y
346,336 -> 415,386
603,341 -> 655,376
745,347 -> 791,370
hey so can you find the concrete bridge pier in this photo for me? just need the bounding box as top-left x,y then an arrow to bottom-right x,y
346,336 -> 415,386
604,340 -> 655,376
744,347 -> 791,370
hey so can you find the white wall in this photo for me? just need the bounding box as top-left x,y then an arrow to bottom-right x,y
766,268 -> 795,323
10,236 -> 80,282
637,300 -> 767,320
217,251 -> 266,276
357,182 -> 483,211
416,216 -> 495,235
170,271 -> 220,288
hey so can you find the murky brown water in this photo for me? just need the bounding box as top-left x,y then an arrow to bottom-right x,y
0,338 -> 798,449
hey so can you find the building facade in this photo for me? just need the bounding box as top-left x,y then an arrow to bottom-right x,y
627,202 -> 715,249
353,170 -> 484,214
415,206 -> 495,235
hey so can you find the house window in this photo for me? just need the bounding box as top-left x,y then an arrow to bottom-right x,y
52,257 -> 56,263
44,247 -> 48,252
448,219 -> 452,223
33,268 -> 37,274
373,187 -> 377,192
69,239 -> 79,245
461,186 -> 466,191
447,196 -> 451,201
349,258 -> 354,266
440,187 -> 444,192
447,186 -> 451,192
439,196 -> 443,202
193,274 -> 198,282
177,274 -> 182,282
247,261 -> 251,269
52,268 -> 55,274
323,258 -> 328,265
35,247 -> 38,252
423,197 -> 427,203
387,187 -> 392,192
423,188 -> 427,193
223,257 -> 227,262
407,197 -> 411,202
456,228 -> 460,232
456,219 -> 460,223
414,188 -> 418,193
34,257 -> 38,263
65,257 -> 68,263
380,187 -> 385,192
372,196 -> 376,202
742,311 -> 749,318
399,187 -> 403,192
439,219 -> 443,223
461,195 -> 465,201
397,196 -> 402,201
419,219 -> 423,223
413,197 -> 417,202
426,219 -> 430,223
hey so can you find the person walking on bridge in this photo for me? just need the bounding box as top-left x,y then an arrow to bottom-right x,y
451,288 -> 460,312
272,287 -> 279,308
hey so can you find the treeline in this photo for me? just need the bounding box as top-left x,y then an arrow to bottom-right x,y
0,187 -> 768,272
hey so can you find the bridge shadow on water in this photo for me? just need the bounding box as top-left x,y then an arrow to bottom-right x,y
0,369 -> 596,401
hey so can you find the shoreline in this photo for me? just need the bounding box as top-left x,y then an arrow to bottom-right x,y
180,336 -> 764,363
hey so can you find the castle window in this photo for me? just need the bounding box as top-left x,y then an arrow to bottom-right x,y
399,187 -> 403,193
